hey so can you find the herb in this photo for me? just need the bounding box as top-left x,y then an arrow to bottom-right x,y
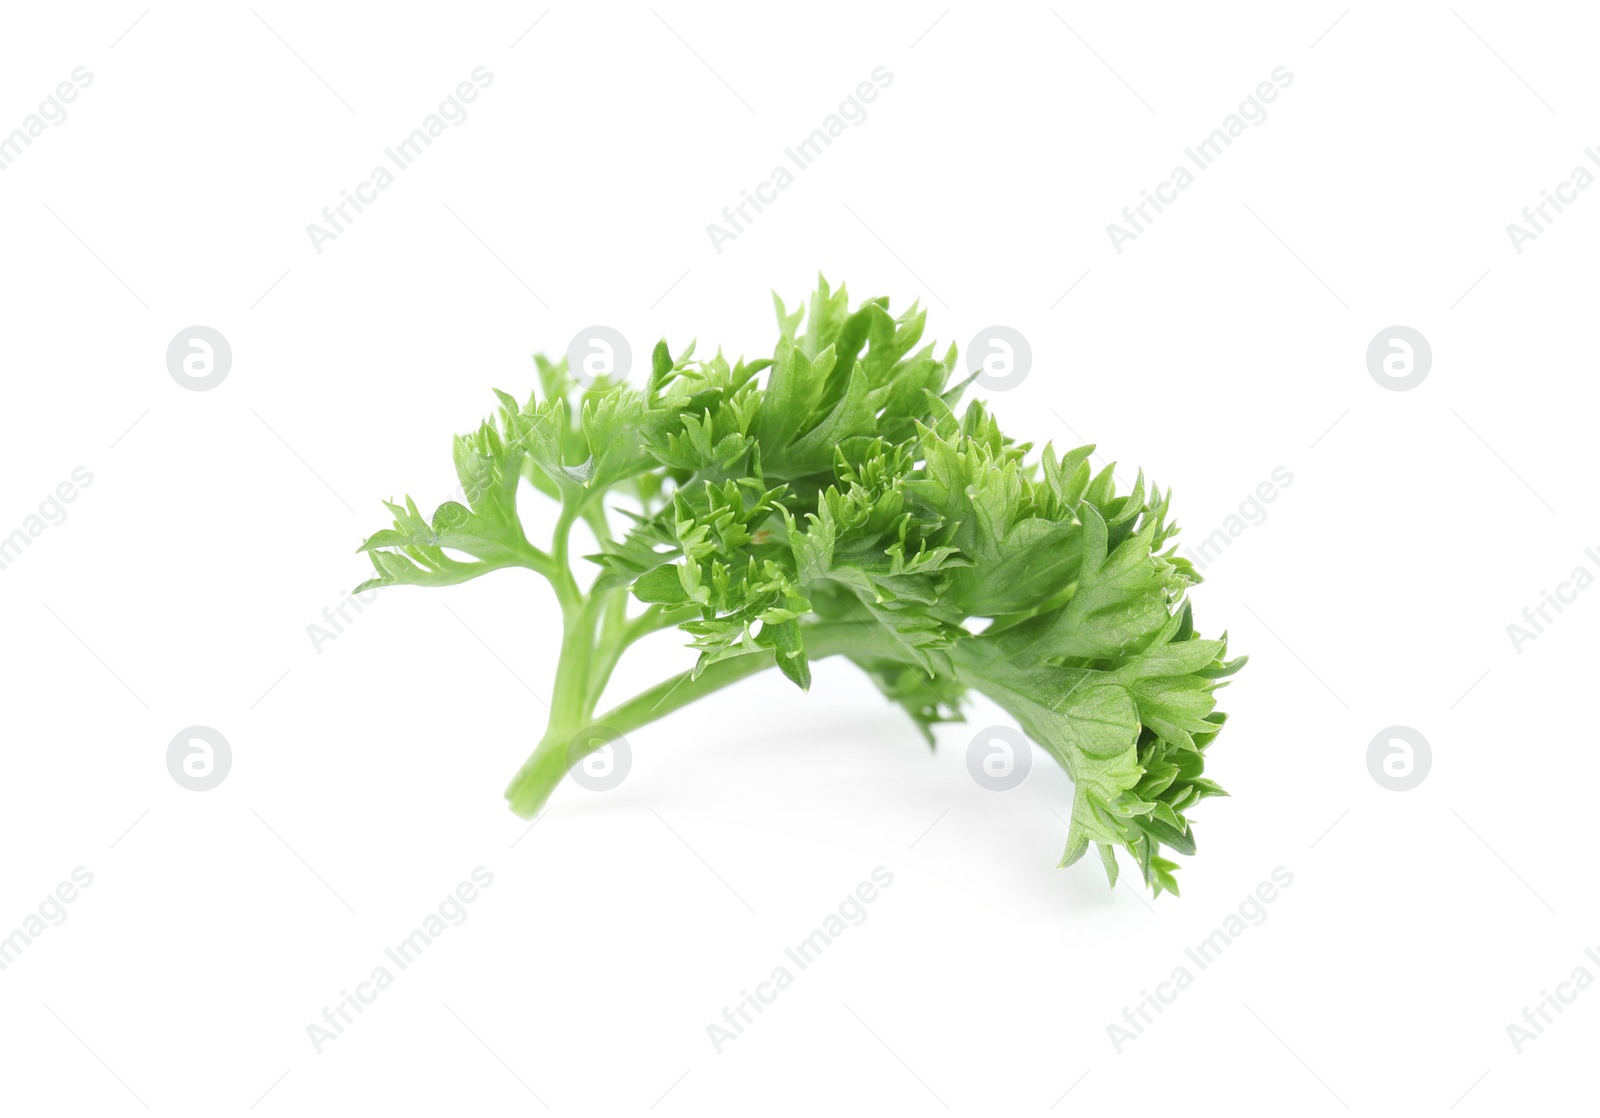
357,278 -> 1244,895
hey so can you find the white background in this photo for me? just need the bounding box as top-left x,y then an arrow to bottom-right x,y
0,2 -> 1591,1114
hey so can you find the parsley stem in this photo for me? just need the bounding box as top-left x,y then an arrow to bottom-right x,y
503,619 -> 909,817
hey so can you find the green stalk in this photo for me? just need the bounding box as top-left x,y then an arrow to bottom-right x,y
505,486 -> 605,814
503,619 -> 909,817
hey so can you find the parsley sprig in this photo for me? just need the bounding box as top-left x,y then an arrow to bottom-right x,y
358,278 -> 1244,896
